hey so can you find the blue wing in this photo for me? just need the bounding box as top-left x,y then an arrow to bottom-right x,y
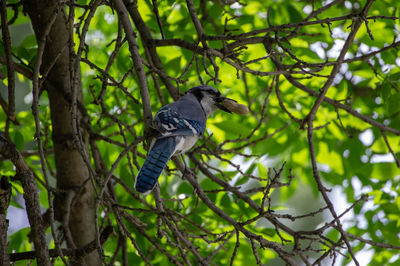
135,105 -> 205,194
153,106 -> 205,138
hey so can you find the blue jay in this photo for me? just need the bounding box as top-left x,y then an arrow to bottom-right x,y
135,85 -> 234,194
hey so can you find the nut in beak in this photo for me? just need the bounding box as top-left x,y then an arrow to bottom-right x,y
220,98 -> 249,115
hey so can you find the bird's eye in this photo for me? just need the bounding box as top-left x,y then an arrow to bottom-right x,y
212,90 -> 221,97
206,89 -> 219,96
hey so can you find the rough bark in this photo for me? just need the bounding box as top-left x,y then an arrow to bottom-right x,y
21,0 -> 100,265
0,137 -> 50,265
0,176 -> 11,266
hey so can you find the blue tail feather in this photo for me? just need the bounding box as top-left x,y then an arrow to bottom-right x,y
135,137 -> 176,193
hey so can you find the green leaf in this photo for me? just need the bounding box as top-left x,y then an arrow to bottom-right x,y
288,4 -> 303,22
381,80 -> 392,101
164,56 -> 182,75
220,193 -> 231,208
387,93 -> 400,115
213,120 -> 251,138
19,34 -> 37,48
8,227 -> 31,252
177,181 -> 193,194
13,131 -> 24,151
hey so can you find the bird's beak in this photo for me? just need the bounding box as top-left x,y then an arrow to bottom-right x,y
216,97 -> 233,113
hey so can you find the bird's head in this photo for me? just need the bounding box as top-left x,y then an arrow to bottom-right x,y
185,85 -> 232,116
185,85 -> 249,117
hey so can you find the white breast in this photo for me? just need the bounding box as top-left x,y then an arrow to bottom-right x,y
173,135 -> 199,155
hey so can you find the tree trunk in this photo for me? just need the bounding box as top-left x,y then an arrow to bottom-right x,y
0,177 -> 11,266
21,1 -> 100,265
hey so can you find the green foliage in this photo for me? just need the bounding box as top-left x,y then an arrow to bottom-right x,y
1,0 -> 400,265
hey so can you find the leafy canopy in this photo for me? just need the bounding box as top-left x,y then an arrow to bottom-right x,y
1,0 -> 400,265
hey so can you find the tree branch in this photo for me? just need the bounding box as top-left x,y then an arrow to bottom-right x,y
9,225 -> 113,262
113,0 -> 153,128
0,136 -> 50,265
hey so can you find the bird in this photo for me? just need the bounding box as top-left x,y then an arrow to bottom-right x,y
134,85 -> 236,194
